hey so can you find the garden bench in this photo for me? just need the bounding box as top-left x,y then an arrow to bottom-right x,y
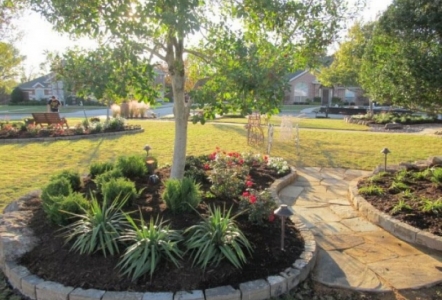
31,113 -> 69,129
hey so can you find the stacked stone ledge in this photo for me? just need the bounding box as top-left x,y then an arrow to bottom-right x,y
348,156 -> 442,251
0,166 -> 317,300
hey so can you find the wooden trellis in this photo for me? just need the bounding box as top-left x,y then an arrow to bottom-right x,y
246,113 -> 264,145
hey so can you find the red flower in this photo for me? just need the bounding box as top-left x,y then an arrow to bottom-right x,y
246,180 -> 253,187
268,214 -> 275,222
238,159 -> 244,165
249,195 -> 257,204
203,164 -> 210,170
242,191 -> 250,197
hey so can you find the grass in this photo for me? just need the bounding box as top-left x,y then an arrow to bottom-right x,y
208,115 -> 370,131
1,119 -> 441,210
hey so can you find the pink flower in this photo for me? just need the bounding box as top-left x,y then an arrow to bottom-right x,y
238,159 -> 244,165
203,164 -> 210,170
242,191 -> 250,197
246,180 -> 253,187
268,214 -> 275,222
249,195 -> 257,204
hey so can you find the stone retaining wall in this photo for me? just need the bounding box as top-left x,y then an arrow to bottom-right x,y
348,157 -> 442,251
0,129 -> 144,144
0,167 -> 317,300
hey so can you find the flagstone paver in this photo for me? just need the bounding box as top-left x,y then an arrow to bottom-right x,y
279,167 -> 442,292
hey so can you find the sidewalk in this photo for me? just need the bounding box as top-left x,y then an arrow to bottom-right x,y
278,167 -> 442,292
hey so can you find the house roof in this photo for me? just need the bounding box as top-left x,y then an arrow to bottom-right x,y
287,70 -> 308,82
18,74 -> 54,89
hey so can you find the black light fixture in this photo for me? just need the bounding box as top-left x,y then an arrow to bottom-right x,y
274,204 -> 295,251
381,147 -> 391,171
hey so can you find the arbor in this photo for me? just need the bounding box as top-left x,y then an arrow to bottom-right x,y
28,0 -> 362,178
360,0 -> 442,112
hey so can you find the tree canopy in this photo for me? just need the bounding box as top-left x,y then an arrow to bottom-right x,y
0,41 -> 24,94
28,0 -> 363,178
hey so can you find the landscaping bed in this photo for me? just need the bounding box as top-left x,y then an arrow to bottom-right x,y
357,168 -> 442,237
0,118 -> 141,140
18,152 -> 304,293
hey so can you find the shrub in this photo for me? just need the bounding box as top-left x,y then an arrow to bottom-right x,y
184,155 -> 210,183
118,214 -> 183,281
50,170 -> 82,191
101,177 -> 138,208
62,195 -> 129,257
162,177 -> 202,213
208,151 -> 250,198
94,168 -> 124,190
116,155 -> 147,179
105,117 -> 125,131
90,122 -> 103,134
184,205 -> 253,270
44,192 -> 90,225
89,161 -> 114,178
239,189 -> 277,226
41,177 -> 73,205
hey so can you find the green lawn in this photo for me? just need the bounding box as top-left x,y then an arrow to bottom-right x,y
209,115 -> 370,131
0,119 -> 441,210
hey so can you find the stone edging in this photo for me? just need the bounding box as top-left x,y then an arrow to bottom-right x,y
0,128 -> 144,144
0,167 -> 317,300
348,178 -> 442,252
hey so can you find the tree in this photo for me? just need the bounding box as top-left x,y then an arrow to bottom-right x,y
10,86 -> 26,103
0,41 -> 23,96
0,0 -> 27,41
360,0 -> 442,112
317,22 -> 375,87
28,0 -> 363,179
52,43 -> 159,117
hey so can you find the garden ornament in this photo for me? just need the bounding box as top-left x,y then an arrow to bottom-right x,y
274,204 -> 294,251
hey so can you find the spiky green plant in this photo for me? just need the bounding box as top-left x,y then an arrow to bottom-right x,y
62,194 -> 129,257
420,197 -> 442,214
358,185 -> 384,196
391,199 -> 412,215
369,171 -> 388,183
184,205 -> 252,270
117,214 -> 183,281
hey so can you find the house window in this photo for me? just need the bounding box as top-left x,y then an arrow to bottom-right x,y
294,82 -> 309,102
35,88 -> 44,100
345,89 -> 355,102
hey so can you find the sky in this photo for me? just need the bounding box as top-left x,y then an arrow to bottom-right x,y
16,0 -> 392,76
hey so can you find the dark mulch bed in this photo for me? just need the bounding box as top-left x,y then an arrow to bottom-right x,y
357,170 -> 442,236
19,165 -> 304,293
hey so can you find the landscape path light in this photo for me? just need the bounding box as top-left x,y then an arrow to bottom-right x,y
274,204 -> 295,251
381,147 -> 391,171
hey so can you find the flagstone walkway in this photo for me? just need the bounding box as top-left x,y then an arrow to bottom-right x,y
278,167 -> 442,292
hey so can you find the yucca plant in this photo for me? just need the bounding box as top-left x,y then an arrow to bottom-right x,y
184,205 -> 253,270
117,214 -> 184,281
62,195 -> 129,257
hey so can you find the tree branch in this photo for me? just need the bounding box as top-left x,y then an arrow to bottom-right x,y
146,45 -> 166,61
184,49 -> 212,64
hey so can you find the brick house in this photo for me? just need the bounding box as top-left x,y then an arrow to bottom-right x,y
17,69 -> 166,103
17,73 -> 64,102
285,70 -> 368,106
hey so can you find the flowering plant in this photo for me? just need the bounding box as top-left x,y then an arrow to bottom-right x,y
267,157 -> 290,175
239,188 -> 277,226
208,148 -> 250,199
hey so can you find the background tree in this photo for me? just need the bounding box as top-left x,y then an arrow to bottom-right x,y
28,0 -> 363,179
360,0 -> 442,113
317,22 -> 374,87
52,43 -> 159,117
0,41 -> 24,102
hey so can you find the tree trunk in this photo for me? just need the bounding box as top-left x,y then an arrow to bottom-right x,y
170,70 -> 189,179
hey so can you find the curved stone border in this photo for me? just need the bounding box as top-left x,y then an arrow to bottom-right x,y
0,128 -> 144,144
0,166 -> 317,300
348,176 -> 442,252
